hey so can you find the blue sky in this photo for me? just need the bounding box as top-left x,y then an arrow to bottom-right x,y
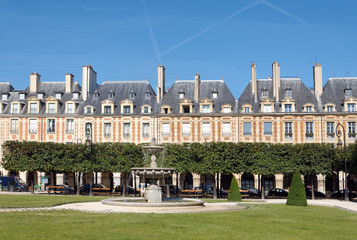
0,0 -> 356,98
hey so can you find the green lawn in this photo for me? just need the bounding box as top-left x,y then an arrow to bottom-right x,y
0,203 -> 356,239
0,194 -> 108,208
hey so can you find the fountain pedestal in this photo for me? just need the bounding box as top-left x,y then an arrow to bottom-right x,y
145,185 -> 162,203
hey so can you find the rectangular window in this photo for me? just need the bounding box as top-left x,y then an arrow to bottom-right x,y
179,93 -> 185,99
264,122 -> 272,135
86,107 -> 92,114
285,89 -> 292,98
327,122 -> 334,138
261,90 -> 268,97
345,89 -> 352,96
19,93 -> 25,100
124,106 -> 131,114
327,106 -> 333,112
285,104 -> 292,113
30,103 -> 37,113
306,122 -> 313,139
10,119 -> 18,134
143,106 -> 149,114
347,103 -> 355,112
348,122 -> 356,138
37,93 -> 43,100
73,93 -> 79,99
243,122 -> 251,136
55,93 -> 62,99
66,119 -> 74,134
12,103 -> 19,114
47,119 -> 55,133
222,122 -> 231,136
48,103 -> 56,114
182,123 -> 190,136
29,119 -> 37,134
264,104 -> 272,113
244,107 -> 250,113
142,123 -> 150,138
104,123 -> 111,138
285,122 -> 292,139
202,122 -> 211,136
67,103 -> 74,114
223,107 -> 230,113
123,123 -> 131,138
306,106 -> 312,112
162,123 -> 171,136
202,105 -> 210,113
104,106 -> 112,114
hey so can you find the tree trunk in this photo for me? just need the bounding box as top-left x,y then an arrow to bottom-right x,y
110,173 -> 114,193
122,173 -> 127,197
75,172 -> 81,196
311,178 -> 315,200
261,175 -> 265,200
31,172 -> 35,194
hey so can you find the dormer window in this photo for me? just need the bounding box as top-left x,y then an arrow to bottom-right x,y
67,103 -> 74,114
306,106 -> 312,112
129,91 -> 136,99
212,91 -> 218,98
264,104 -> 272,113
86,107 -> 92,114
221,104 -> 232,113
73,93 -> 79,100
48,103 -> 56,114
2,94 -> 8,101
19,93 -> 26,100
108,93 -> 114,99
202,105 -> 210,113
94,93 -> 99,98
179,92 -> 185,99
104,106 -> 112,114
123,106 -> 131,114
145,91 -> 151,99
327,106 -> 333,112
37,93 -> 44,100
30,103 -> 37,113
345,89 -> 352,97
285,89 -> 292,98
143,106 -> 149,113
347,103 -> 355,112
261,89 -> 268,97
12,103 -> 19,114
284,104 -> 292,113
55,93 -> 62,99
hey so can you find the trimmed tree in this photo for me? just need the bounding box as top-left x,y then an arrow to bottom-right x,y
287,170 -> 307,207
227,177 -> 242,202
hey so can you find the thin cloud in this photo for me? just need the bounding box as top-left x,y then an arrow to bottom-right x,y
260,0 -> 309,25
142,0 -> 162,63
159,1 -> 261,57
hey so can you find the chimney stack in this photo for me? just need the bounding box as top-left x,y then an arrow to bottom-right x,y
82,65 -> 97,101
251,63 -> 257,102
157,65 -> 165,103
65,73 -> 74,93
313,63 -> 323,97
272,62 -> 280,101
30,72 -> 41,93
194,73 -> 200,102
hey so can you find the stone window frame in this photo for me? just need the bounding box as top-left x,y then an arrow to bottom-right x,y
141,104 -> 152,114
241,104 -> 252,113
303,103 -> 315,113
10,118 -> 19,134
65,101 -> 77,114
221,104 -> 232,113
101,99 -> 115,115
27,96 -> 41,114
222,122 -> 231,136
45,96 -> 59,114
200,98 -> 213,114
103,122 -> 112,138
260,98 -> 274,113
281,97 -> 296,113
344,97 -> 357,112
179,98 -> 193,114
324,103 -> 336,113
182,122 -> 191,136
120,99 -> 134,114
84,105 -> 94,114
162,123 -> 171,136
142,122 -> 150,138
47,118 -> 56,134
11,101 -> 22,114
161,104 -> 172,114
66,118 -> 74,134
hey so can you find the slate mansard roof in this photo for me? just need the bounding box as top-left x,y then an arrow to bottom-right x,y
160,80 -> 236,114
321,78 -> 357,112
80,80 -> 157,115
238,78 -> 319,113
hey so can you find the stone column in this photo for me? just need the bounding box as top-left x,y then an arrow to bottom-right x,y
113,172 -> 121,186
97,172 -> 102,185
233,173 -> 241,186
275,174 -> 284,189
192,173 -> 200,188
254,174 -> 260,189
56,174 -> 64,185
339,171 -> 344,190
317,174 -> 326,194
19,171 -> 27,183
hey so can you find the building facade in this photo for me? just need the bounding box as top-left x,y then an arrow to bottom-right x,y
0,62 -> 355,194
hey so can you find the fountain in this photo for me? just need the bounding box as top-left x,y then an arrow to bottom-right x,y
102,139 -> 204,207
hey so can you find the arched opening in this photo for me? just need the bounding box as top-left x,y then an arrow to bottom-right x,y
283,174 -> 293,190
9,170 -> 19,177
220,174 -> 233,191
183,173 -> 193,190
241,173 -> 255,188
263,175 -> 275,195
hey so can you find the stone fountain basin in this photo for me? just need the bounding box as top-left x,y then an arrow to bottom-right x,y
101,197 -> 205,207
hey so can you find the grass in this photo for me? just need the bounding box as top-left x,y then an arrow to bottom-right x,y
0,202 -> 357,239
0,194 -> 108,208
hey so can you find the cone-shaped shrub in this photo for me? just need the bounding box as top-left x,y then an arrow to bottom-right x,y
227,177 -> 242,202
287,170 -> 307,207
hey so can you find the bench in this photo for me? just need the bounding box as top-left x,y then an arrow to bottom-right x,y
93,187 -> 111,195
240,189 -> 249,197
47,186 -> 66,194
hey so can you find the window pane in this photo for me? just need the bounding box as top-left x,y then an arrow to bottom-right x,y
104,123 -> 111,137
29,119 -> 37,133
11,119 -> 18,133
223,122 -> 231,136
182,123 -> 190,136
66,119 -> 74,134
48,119 -> 55,133
142,123 -> 150,138
243,122 -> 251,136
67,103 -> 74,114
123,123 -> 131,138
202,123 -> 211,136
264,122 -> 272,135
162,123 -> 170,136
